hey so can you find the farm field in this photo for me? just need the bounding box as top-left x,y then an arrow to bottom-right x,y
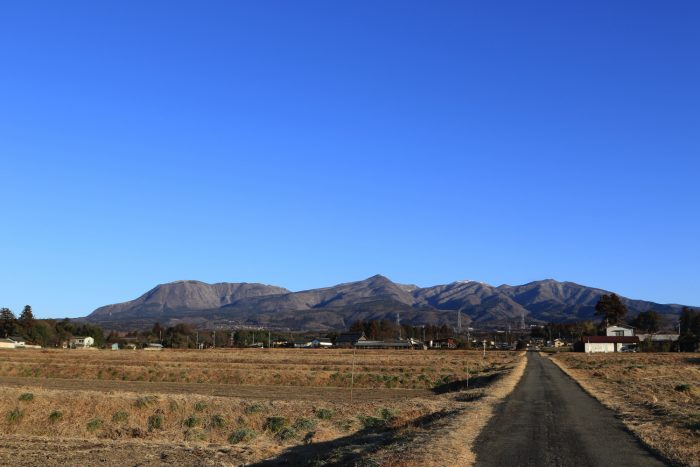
551,353 -> 700,467
0,348 -> 524,466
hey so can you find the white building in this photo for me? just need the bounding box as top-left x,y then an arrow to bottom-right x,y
69,336 -> 95,348
583,335 -> 639,353
606,324 -> 635,337
0,338 -> 17,349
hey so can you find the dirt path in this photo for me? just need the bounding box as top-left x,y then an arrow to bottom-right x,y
474,352 -> 667,466
0,375 -> 431,401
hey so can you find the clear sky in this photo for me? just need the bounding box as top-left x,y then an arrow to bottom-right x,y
1,1 -> 698,318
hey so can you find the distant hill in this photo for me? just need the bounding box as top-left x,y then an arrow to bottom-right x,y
85,275 -> 695,331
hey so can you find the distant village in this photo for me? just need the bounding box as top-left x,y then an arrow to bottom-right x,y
1,295 -> 699,353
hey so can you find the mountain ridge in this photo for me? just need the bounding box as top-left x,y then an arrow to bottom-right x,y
85,275 -> 696,331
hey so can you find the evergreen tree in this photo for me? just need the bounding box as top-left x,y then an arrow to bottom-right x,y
0,308 -> 17,337
19,305 -> 36,338
594,293 -> 627,328
631,310 -> 661,333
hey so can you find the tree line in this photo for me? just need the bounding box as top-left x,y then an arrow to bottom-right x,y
0,305 -> 105,347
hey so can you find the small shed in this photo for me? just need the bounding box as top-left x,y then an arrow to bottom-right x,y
144,343 -> 164,351
69,336 -> 95,349
428,338 -> 457,349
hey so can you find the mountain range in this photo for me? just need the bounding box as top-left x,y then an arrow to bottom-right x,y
84,275 -> 695,331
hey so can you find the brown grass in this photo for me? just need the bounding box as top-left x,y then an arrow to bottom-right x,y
374,351 -> 528,466
0,348 -> 515,389
0,348 -> 523,465
551,353 -> 700,467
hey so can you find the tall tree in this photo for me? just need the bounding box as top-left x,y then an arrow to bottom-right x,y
19,305 -> 36,337
631,310 -> 661,333
0,308 -> 17,337
594,293 -> 627,328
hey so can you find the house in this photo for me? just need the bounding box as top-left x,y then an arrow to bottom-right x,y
606,324 -> 635,337
293,339 -> 313,348
335,332 -> 367,348
9,336 -> 26,347
0,338 -> 17,349
144,343 -> 163,351
428,338 -> 457,349
583,336 -> 639,353
312,338 -> 333,348
69,336 -> 95,349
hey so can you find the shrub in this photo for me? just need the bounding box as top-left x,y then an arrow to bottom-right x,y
314,408 -> 334,420
185,428 -> 208,441
335,419 -> 354,432
6,408 -> 23,423
184,415 -> 200,428
275,427 -> 297,441
86,418 -> 104,432
209,414 -> 226,429
18,393 -> 34,402
112,411 -> 129,423
194,401 -> 208,412
263,416 -> 288,433
675,384 -> 692,392
244,403 -> 262,414
228,427 -> 257,444
48,410 -> 63,423
293,418 -> 316,431
134,395 -> 158,408
358,415 -> 385,429
148,413 -> 164,431
379,408 -> 396,421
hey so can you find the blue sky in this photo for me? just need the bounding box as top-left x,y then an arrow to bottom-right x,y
1,1 -> 698,318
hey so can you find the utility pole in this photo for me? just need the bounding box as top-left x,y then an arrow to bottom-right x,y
268,331 -> 271,349
396,312 -> 401,339
457,309 -> 462,334
196,332 -> 199,349
212,330 -> 216,348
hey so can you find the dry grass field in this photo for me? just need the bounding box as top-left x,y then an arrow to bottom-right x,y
551,353 -> 700,467
0,348 -> 524,466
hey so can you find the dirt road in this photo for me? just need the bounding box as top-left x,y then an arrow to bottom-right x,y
0,375 -> 431,401
475,352 -> 667,466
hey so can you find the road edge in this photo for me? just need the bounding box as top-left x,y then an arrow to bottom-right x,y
408,351 -> 529,466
